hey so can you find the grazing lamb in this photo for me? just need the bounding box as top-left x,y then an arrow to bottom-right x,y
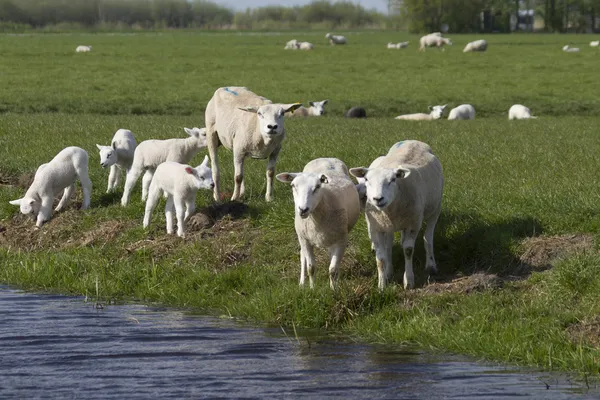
284,39 -> 299,50
96,129 -> 137,193
345,107 -> 367,118
447,104 -> 476,120
75,45 -> 92,53
463,39 -> 487,53
298,41 -> 314,50
276,158 -> 360,289
325,33 -> 347,45
387,42 -> 409,49
288,100 -> 328,117
205,86 -> 301,202
349,140 -> 444,290
143,157 -> 213,238
395,105 -> 447,121
120,127 -> 207,206
9,147 -> 92,227
590,41 -> 600,47
508,104 -> 537,120
419,35 -> 452,51
562,45 -> 580,53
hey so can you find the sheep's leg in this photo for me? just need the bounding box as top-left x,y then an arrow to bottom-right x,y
207,131 -> 221,202
299,240 -> 308,287
174,196 -> 186,238
55,184 -> 75,212
231,152 -> 245,201
113,165 -> 122,189
328,244 -> 345,290
305,242 -> 317,289
423,208 -> 441,275
184,194 -> 196,221
401,226 -> 420,289
107,165 -> 118,193
143,184 -> 161,229
121,166 -> 143,206
141,169 -> 155,202
165,195 -> 175,235
372,229 -> 393,290
76,165 -> 93,210
36,196 -> 54,228
265,146 -> 281,202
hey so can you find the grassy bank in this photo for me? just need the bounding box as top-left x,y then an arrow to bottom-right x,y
1,32 -> 600,375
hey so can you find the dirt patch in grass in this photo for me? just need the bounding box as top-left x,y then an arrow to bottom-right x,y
0,170 -> 35,189
519,234 -> 594,271
419,272 -> 505,295
566,316 -> 600,348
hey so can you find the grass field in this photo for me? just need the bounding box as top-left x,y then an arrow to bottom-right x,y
1,31 -> 600,376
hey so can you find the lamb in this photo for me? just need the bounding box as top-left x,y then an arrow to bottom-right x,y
463,39 -> 487,53
508,104 -> 537,120
276,158 -> 360,289
419,35 -> 452,51
143,157 -> 213,238
298,41 -> 314,50
205,86 -> 301,202
120,127 -> 207,206
325,33 -> 347,45
345,107 -> 367,118
96,129 -> 137,193
387,42 -> 409,49
349,140 -> 444,290
288,100 -> 328,117
562,45 -> 580,53
284,39 -> 298,50
9,146 -> 92,227
590,41 -> 600,47
447,104 -> 476,120
395,105 -> 447,121
75,45 -> 92,53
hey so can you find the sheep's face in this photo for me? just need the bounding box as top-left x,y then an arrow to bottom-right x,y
239,103 -> 302,137
309,100 -> 328,116
184,127 -> 207,147
9,197 -> 40,218
276,172 -> 328,219
187,155 -> 214,191
349,167 -> 411,210
428,105 -> 447,120
96,144 -> 118,168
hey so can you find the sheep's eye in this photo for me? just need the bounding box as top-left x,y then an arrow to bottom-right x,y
257,112 -> 263,117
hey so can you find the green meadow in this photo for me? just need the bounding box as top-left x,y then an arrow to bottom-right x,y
1,31 -> 600,375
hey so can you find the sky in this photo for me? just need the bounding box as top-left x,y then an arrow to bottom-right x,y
215,0 -> 389,14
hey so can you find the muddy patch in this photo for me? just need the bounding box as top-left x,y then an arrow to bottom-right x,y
0,170 -> 35,189
419,272 -> 505,295
566,315 -> 600,348
519,234 -> 594,271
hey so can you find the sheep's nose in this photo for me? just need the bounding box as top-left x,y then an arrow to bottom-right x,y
267,124 -> 278,130
298,207 -> 309,215
372,196 -> 384,203
210,182 -> 215,189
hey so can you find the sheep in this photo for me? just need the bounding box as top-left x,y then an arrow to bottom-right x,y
395,105 -> 447,121
143,156 -> 213,238
508,104 -> 537,120
463,39 -> 487,53
419,35 -> 452,51
284,39 -> 299,50
387,42 -> 409,49
9,146 -> 92,227
120,127 -> 207,207
288,100 -> 328,117
325,33 -> 347,45
205,86 -> 301,202
562,45 -> 580,53
447,104 -> 476,120
345,107 -> 367,118
75,45 -> 92,53
276,158 -> 360,289
96,129 -> 137,193
590,41 -> 600,47
349,140 -> 444,290
298,41 -> 314,50
429,32 -> 442,37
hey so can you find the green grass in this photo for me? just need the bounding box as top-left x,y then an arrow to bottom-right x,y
1,31 -> 600,376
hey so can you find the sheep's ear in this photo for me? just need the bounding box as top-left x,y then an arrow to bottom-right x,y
349,167 -> 368,178
276,173 -> 298,183
9,199 -> 22,206
96,144 -> 103,150
184,167 -> 196,176
309,101 -> 315,107
238,106 -> 259,113
428,106 -> 433,111
323,100 -> 328,105
112,141 -> 117,150
442,104 -> 448,109
320,174 -> 329,184
184,127 -> 195,136
201,155 -> 209,167
282,103 -> 302,113
394,167 -> 411,179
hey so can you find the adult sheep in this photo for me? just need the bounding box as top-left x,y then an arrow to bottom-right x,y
298,41 -> 314,50
205,86 -> 301,202
463,39 -> 487,53
325,33 -> 347,45
345,107 -> 367,118
350,140 -> 444,290
76,45 -> 92,53
419,34 -> 452,51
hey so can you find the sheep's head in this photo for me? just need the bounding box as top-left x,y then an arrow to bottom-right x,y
184,127 -> 207,147
96,143 -> 118,168
238,103 -> 302,137
309,100 -> 328,116
428,104 -> 447,119
349,166 -> 411,210
276,172 -> 329,219
325,33 -> 332,38
185,155 -> 214,191
9,197 -> 40,218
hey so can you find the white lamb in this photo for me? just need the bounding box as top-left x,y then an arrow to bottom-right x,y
9,147 -> 92,227
419,35 -> 452,51
349,140 -> 444,290
288,100 -> 328,117
395,105 -> 447,121
447,104 -> 476,120
387,42 -> 409,49
205,86 -> 301,202
590,41 -> 600,47
96,129 -> 137,193
276,158 -> 360,289
562,45 -> 580,53
143,157 -> 213,238
463,39 -> 487,53
76,45 -> 92,53
120,127 -> 207,206
508,104 -> 537,120
298,41 -> 314,50
325,33 -> 347,45
284,39 -> 298,50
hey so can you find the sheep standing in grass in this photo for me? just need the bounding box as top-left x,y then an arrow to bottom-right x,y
591,41 -> 600,47
562,45 -> 580,53
143,156 -> 213,238
463,39 -> 487,53
277,158 -> 360,289
508,104 -> 537,120
205,86 -> 301,202
9,147 -> 92,227
288,100 -> 328,117
448,104 -> 476,120
419,35 -> 452,51
120,127 -> 207,206
350,140 -> 444,290
96,129 -> 137,193
326,33 -> 347,45
395,105 -> 447,121
76,45 -> 92,53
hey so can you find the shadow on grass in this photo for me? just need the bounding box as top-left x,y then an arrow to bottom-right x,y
96,191 -> 122,207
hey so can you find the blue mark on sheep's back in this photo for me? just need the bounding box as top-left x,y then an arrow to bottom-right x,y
392,141 -> 405,149
224,87 -> 238,96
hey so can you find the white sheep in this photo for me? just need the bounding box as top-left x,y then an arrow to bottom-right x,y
325,33 -> 347,45
395,105 -> 447,121
96,129 -> 137,193
120,127 -> 207,206
288,100 -> 328,117
590,41 -> 600,47
205,86 -> 301,202
9,146 -> 92,227
349,140 -> 444,290
447,104 -> 476,120
143,157 -> 213,238
276,158 -> 360,289
75,45 -> 92,53
284,39 -> 298,50
508,104 -> 537,120
419,35 -> 452,51
463,39 -> 487,53
562,45 -> 580,53
298,41 -> 314,50
387,42 -> 409,49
